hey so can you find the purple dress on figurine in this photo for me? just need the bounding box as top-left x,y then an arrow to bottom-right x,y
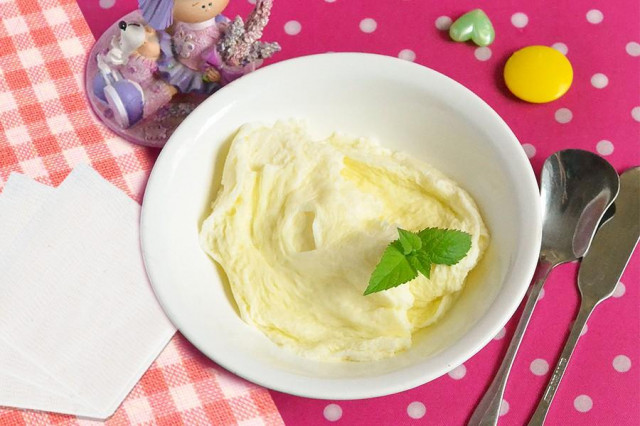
157,16 -> 228,95
117,54 -> 175,117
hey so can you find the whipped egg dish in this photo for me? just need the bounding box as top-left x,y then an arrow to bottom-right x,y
200,121 -> 489,361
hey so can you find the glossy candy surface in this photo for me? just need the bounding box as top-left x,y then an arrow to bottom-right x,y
449,9 -> 495,47
504,45 -> 574,103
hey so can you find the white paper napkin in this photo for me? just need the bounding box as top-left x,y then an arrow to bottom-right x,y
0,174 -> 96,415
0,165 -> 176,419
0,173 -> 54,253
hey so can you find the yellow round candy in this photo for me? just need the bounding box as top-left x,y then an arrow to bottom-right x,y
504,46 -> 573,103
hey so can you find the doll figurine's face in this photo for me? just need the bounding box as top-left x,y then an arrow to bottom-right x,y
173,0 -> 230,24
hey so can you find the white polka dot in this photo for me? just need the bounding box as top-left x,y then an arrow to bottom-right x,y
626,41 -> 640,57
474,46 -> 492,61
530,359 -> 550,376
494,327 -> 506,340
538,287 -> 545,300
555,108 -> 573,124
586,9 -> 603,24
511,13 -> 529,28
591,73 -> 609,89
613,355 -> 631,373
499,399 -> 510,416
551,43 -> 568,55
323,404 -> 342,422
324,0 -> 337,3
398,49 -> 416,61
247,0 -> 256,4
574,395 -> 593,412
596,140 -> 614,156
99,0 -> 115,8
448,364 -> 467,380
581,324 -> 588,336
284,20 -> 301,35
435,16 -> 452,31
522,143 -> 536,159
631,107 -> 640,122
407,401 -> 426,419
612,281 -> 626,298
359,18 -> 377,33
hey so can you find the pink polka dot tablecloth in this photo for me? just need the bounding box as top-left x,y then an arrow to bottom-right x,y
79,0 -> 640,424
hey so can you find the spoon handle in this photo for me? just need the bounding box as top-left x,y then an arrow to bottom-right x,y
468,259 -> 554,426
528,301 -> 595,426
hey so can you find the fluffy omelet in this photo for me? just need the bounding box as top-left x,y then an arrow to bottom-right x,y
200,121 -> 489,361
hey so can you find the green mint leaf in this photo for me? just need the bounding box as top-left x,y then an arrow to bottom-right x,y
408,251 -> 432,279
397,228 -> 422,255
417,228 -> 472,265
363,241 -> 418,295
364,227 -> 472,296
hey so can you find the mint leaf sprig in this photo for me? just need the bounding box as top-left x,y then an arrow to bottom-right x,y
363,228 -> 472,295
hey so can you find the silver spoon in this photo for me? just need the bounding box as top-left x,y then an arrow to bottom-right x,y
529,166 -> 640,425
468,149 -> 620,426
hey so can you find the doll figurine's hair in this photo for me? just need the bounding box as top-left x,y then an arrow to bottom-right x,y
139,0 -> 174,30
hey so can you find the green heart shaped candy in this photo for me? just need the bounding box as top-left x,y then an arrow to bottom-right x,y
449,9 -> 495,47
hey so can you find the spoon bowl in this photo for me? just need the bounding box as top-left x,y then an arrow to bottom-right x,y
540,149 -> 620,264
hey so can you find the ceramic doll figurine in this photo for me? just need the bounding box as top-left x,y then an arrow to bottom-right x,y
93,21 -> 178,128
139,0 -> 279,93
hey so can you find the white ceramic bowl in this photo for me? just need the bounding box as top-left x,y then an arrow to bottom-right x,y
141,53 -> 542,399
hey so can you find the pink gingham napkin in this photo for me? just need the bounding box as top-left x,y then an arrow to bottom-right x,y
0,0 -> 284,424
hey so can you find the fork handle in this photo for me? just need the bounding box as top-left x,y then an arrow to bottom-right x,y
528,301 -> 595,426
468,259 -> 554,426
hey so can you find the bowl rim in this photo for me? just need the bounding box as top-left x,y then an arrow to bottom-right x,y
141,52 -> 542,400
